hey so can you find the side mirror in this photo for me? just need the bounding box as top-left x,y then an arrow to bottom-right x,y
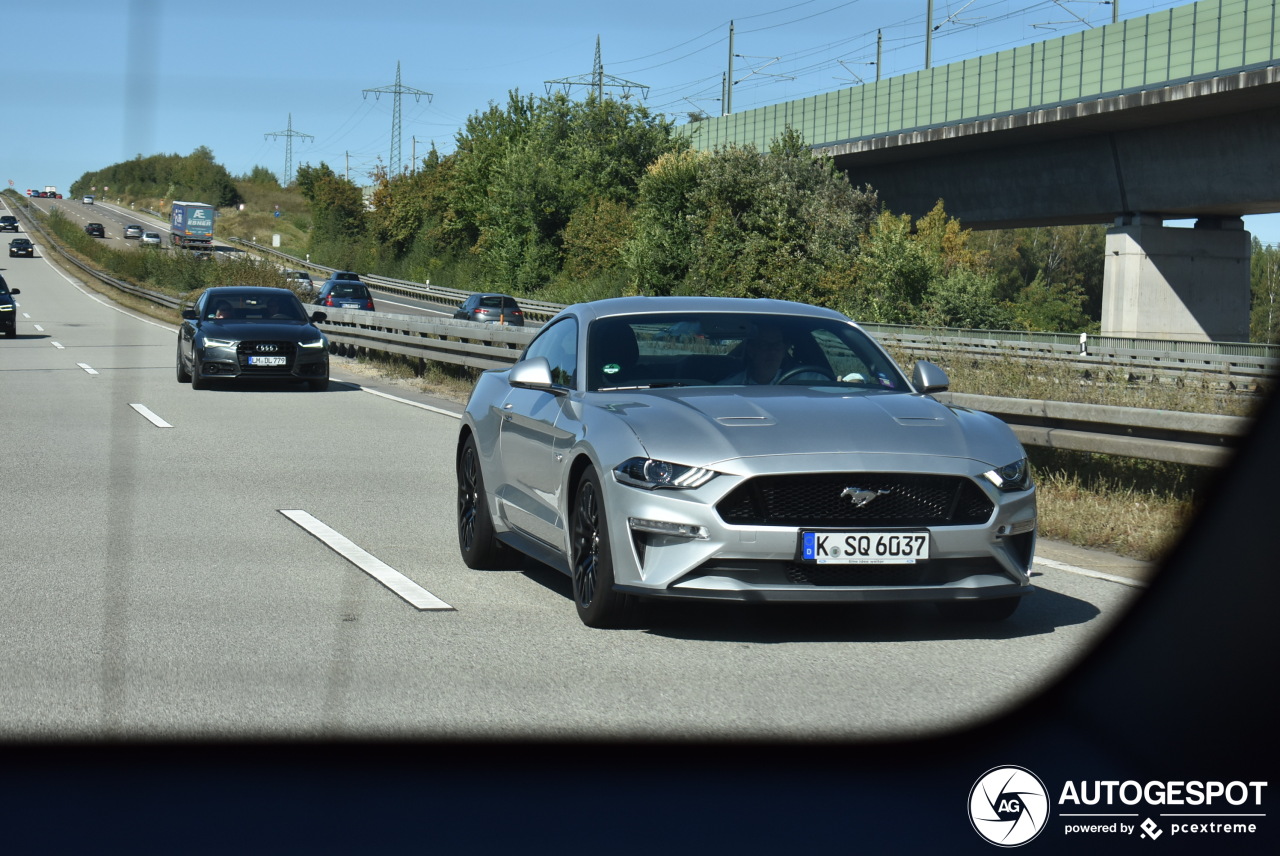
310,311 -> 327,323
181,308 -> 198,320
9,288 -> 19,295
509,356 -> 561,393
912,360 -> 950,393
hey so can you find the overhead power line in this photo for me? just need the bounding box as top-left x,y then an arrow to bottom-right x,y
263,114 -> 313,186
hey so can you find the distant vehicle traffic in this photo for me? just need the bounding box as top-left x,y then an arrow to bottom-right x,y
82,195 -> 94,205
0,215 -> 18,232
0,276 -> 20,338
140,232 -> 162,246
177,286 -> 330,391
8,238 -> 35,258
314,279 -> 375,311
284,270 -> 314,291
123,224 -> 144,239
169,201 -> 215,252
453,293 -> 524,326
84,223 -> 105,238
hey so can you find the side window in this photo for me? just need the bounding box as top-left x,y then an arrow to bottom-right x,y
523,318 -> 578,389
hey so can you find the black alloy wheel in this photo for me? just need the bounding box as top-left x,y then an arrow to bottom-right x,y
570,468 -> 634,628
456,436 -> 519,569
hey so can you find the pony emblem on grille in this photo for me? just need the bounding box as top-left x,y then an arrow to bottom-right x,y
841,486 -> 891,508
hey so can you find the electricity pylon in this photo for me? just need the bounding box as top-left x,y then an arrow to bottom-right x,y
363,61 -> 433,176
264,114 -> 313,186
544,36 -> 648,100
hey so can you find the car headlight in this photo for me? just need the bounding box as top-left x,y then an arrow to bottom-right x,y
614,457 -> 718,490
200,337 -> 237,349
982,457 -> 1032,492
298,338 -> 326,349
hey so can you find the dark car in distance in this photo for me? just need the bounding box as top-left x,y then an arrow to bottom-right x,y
453,293 -> 524,326
0,276 -> 20,338
0,215 -> 18,232
313,279 -> 375,311
177,286 -> 330,391
9,238 -> 35,258
84,223 -> 105,237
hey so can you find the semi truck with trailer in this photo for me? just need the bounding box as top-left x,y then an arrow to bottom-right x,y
169,201 -> 215,254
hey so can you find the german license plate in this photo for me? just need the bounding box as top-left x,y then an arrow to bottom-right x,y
800,530 -> 929,564
248,355 -> 287,366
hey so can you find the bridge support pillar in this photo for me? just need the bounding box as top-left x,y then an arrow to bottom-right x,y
1102,215 -> 1251,342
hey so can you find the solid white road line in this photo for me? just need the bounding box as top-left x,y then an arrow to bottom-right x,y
1034,556 -> 1148,589
77,363 -> 99,375
360,386 -> 461,419
279,509 -> 454,611
130,403 -> 173,428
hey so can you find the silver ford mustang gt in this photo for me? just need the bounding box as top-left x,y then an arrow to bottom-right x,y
457,296 -> 1036,628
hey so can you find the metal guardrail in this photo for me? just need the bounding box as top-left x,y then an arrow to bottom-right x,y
314,309 -> 1250,465
235,240 -> 1278,385
14,201 -> 1257,465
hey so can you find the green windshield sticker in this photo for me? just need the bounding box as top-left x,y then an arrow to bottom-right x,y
603,363 -> 621,375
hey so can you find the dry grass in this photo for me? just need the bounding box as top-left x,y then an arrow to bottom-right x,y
1028,449 -> 1206,561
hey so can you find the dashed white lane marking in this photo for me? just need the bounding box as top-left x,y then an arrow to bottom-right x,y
130,403 -> 173,428
280,509 -> 454,611
77,363 -> 99,375
52,341 -> 65,349
1034,556 -> 1148,589
33,324 -> 43,332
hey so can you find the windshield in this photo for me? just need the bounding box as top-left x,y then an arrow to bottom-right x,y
206,292 -> 305,322
587,312 -> 909,392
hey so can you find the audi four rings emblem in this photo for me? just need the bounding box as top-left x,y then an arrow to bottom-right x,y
841,486 -> 890,508
256,344 -> 279,353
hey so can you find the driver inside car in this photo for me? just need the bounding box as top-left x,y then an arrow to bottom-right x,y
719,326 -> 824,385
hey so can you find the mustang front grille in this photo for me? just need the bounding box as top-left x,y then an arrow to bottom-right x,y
716,473 -> 994,527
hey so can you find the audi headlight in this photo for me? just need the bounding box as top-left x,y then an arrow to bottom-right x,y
201,337 -> 237,349
298,338 -> 326,349
614,457 -> 718,490
982,457 -> 1031,492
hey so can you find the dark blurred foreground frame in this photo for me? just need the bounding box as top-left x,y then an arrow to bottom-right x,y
2,389 -> 1276,854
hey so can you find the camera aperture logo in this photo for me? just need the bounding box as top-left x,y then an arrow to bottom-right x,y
970,766 -> 1050,846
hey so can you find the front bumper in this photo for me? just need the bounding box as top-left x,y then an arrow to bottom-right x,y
601,462 -> 1037,606
197,342 -> 328,381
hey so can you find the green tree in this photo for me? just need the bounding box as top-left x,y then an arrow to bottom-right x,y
629,128 -> 877,304
295,162 -> 366,255
1249,238 -> 1280,344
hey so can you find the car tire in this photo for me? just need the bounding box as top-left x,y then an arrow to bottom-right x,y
457,435 -> 521,570
570,467 -> 636,629
176,341 -> 191,383
936,597 -> 1020,621
308,375 -> 329,392
190,357 -> 207,390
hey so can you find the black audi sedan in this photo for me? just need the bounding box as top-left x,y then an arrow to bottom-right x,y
0,276 -> 20,338
177,286 -> 330,391
9,237 -> 35,258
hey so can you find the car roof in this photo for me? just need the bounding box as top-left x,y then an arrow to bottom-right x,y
562,295 -> 852,325
203,286 -> 300,299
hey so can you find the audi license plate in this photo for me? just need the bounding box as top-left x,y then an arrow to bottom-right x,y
800,530 -> 929,564
248,355 -> 287,366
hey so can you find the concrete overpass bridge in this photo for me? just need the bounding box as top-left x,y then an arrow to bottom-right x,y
682,0 -> 1280,342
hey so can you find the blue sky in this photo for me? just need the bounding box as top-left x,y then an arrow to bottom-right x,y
7,0 -> 1277,242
